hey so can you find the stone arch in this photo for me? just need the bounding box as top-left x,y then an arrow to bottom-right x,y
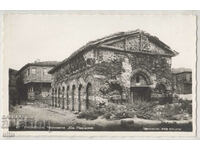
131,68 -> 152,86
78,77 -> 86,88
77,77 -> 86,111
72,85 -> 76,111
85,75 -> 95,87
78,84 -> 83,112
85,75 -> 96,98
130,69 -> 152,102
86,82 -> 92,110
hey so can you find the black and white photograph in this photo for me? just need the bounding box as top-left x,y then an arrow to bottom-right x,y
1,12 -> 197,136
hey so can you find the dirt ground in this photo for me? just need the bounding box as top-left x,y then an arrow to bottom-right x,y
9,103 -> 192,131
9,103 -> 121,131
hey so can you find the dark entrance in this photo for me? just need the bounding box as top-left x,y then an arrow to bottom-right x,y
131,71 -> 152,102
131,87 -> 151,101
78,84 -> 82,112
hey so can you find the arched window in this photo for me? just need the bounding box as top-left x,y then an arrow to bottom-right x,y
86,83 -> 92,110
131,72 -> 149,86
136,75 -> 140,83
78,84 -> 82,112
72,85 -> 75,111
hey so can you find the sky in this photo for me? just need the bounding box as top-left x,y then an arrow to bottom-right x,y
3,13 -> 196,70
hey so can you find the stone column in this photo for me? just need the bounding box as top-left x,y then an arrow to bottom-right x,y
66,88 -> 69,110
62,90 -> 65,109
55,89 -> 57,107
57,88 -> 59,107
51,89 -> 54,107
59,92 -> 62,108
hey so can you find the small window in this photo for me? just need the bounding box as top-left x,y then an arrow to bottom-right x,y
86,58 -> 92,66
136,75 -> 140,83
32,68 -> 36,74
186,74 -> 191,82
43,68 -> 48,75
27,69 -> 30,76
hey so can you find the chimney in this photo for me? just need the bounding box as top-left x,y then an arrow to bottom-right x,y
34,59 -> 40,63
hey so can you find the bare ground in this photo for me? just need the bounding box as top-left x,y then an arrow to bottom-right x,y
9,103 -> 121,130
9,103 -> 192,131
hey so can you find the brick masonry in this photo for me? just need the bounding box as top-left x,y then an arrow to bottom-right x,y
49,30 -> 178,112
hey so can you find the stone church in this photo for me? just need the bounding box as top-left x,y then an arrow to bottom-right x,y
49,29 -> 178,112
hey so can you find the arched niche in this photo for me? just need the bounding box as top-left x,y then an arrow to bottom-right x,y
86,83 -> 92,110
78,84 -> 83,112
130,69 -> 152,102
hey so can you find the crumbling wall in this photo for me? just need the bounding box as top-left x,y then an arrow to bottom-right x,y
93,48 -> 173,102
51,32 -> 174,110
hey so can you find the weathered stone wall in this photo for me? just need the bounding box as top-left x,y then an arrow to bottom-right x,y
92,48 -> 173,102
51,32 -> 175,111
52,65 -> 97,111
51,48 -> 173,111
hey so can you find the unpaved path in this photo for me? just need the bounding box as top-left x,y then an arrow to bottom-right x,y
10,104 -> 120,129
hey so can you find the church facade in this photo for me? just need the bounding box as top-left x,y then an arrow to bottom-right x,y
49,29 -> 178,112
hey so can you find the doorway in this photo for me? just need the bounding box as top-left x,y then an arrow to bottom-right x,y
131,87 -> 151,102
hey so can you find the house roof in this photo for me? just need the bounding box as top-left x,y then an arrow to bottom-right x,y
172,68 -> 192,74
9,68 -> 18,73
49,29 -> 179,74
17,61 -> 59,75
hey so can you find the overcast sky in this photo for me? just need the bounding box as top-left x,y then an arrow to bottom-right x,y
3,13 -> 196,70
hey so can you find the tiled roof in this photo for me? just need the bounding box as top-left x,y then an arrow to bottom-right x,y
17,61 -> 59,75
172,68 -> 192,74
49,29 -> 178,74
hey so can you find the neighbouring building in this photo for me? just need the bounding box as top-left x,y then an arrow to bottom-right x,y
16,61 -> 59,104
172,68 -> 192,94
9,68 -> 19,107
49,29 -> 178,112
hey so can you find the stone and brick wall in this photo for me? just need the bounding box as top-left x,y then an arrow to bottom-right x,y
50,30 -> 176,112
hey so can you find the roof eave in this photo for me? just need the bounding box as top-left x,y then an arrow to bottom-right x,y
17,63 -> 57,75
